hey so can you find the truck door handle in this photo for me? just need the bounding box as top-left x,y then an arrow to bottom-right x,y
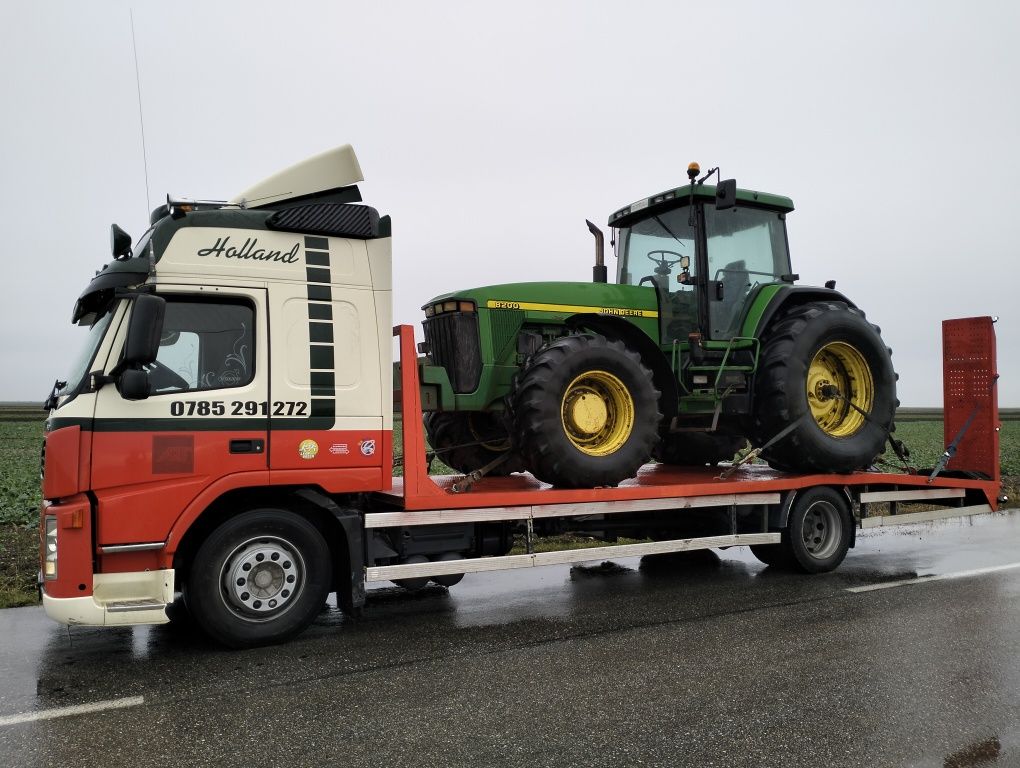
229,439 -> 264,454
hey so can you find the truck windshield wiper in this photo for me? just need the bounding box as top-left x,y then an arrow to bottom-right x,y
43,379 -> 66,412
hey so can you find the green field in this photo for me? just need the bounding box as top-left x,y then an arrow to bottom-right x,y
2,411 -> 1017,608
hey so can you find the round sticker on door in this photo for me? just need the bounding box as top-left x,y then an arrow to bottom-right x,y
359,439 -> 376,457
298,439 -> 319,460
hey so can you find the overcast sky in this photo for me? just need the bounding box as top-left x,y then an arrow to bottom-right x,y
1,1 -> 1017,406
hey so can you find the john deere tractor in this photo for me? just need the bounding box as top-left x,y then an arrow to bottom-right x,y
419,164 -> 897,488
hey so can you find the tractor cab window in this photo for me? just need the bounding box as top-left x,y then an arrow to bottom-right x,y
703,205 -> 791,339
148,299 -> 254,394
616,206 -> 698,345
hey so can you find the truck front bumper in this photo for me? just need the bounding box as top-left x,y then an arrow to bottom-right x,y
42,569 -> 174,627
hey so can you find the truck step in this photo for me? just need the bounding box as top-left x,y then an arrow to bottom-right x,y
104,600 -> 167,613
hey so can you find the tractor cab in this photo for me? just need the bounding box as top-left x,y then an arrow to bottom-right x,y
608,173 -> 795,348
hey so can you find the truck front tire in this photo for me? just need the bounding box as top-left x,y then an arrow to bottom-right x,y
187,510 -> 331,648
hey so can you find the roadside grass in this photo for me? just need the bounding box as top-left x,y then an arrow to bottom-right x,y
1,407 -> 1017,609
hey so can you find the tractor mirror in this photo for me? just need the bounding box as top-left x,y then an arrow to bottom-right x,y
680,255 -> 690,270
123,294 -> 166,366
716,179 -> 737,210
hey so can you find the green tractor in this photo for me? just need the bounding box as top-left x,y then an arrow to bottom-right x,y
419,164 -> 897,488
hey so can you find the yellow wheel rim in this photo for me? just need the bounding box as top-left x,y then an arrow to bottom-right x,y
807,342 -> 874,437
561,370 -> 635,456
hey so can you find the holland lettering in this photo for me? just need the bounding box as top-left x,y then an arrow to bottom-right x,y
197,236 -> 300,264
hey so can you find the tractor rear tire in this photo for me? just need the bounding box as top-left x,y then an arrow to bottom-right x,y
423,411 -> 521,475
511,333 -> 661,488
653,432 -> 747,466
752,301 -> 897,474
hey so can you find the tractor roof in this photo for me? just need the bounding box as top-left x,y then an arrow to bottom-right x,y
608,183 -> 794,228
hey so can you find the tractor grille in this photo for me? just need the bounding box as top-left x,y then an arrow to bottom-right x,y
490,309 -> 524,360
423,313 -> 482,393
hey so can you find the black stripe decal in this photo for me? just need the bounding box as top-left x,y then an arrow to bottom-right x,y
309,322 -> 334,343
310,398 -> 335,417
308,303 -> 332,320
305,236 -> 336,427
307,285 -> 332,302
306,267 -> 331,284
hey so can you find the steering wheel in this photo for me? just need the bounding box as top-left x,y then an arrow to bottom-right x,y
647,250 -> 684,276
144,359 -> 190,391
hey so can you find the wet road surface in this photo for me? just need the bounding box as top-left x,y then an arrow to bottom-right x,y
1,511 -> 1019,767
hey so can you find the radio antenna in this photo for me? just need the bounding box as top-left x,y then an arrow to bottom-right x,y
130,9 -> 152,216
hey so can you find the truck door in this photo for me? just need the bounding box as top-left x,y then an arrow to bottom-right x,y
90,287 -> 269,547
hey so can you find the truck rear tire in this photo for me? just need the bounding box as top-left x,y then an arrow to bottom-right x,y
423,411 -> 520,475
186,510 -> 331,648
653,432 -> 746,466
511,333 -> 661,488
748,543 -> 794,569
752,301 -> 897,473
783,487 -> 853,573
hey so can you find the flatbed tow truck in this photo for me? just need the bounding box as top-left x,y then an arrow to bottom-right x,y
39,146 -> 1004,648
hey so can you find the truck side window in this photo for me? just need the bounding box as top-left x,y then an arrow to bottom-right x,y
148,299 -> 255,394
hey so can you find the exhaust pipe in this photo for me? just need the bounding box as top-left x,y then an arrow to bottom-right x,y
586,220 -> 607,283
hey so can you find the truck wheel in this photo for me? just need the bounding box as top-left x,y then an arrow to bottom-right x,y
423,411 -> 521,475
186,510 -> 331,648
653,432 -> 746,466
752,301 -> 897,473
783,487 -> 853,573
511,333 -> 661,488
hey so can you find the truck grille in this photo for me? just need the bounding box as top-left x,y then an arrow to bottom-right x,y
423,313 -> 482,394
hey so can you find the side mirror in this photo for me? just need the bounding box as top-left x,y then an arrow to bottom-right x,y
117,369 -> 150,400
716,179 -> 737,210
123,294 -> 166,366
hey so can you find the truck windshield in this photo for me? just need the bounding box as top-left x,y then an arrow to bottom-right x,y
55,306 -> 116,402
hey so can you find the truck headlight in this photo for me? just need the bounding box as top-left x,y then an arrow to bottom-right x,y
44,517 -> 57,579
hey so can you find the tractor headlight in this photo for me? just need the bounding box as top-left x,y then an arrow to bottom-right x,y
44,517 -> 57,580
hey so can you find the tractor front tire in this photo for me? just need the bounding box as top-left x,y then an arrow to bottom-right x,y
752,301 -> 897,474
653,432 -> 747,466
423,411 -> 521,475
511,334 -> 661,488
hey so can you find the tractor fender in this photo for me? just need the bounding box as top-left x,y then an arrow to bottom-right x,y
563,313 -> 679,423
751,285 -> 858,337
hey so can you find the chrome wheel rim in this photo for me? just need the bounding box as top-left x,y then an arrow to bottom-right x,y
220,536 -> 305,621
801,501 -> 841,560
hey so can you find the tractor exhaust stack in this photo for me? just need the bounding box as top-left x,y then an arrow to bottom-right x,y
587,220 -> 607,283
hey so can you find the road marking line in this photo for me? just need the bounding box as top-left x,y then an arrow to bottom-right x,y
0,696 -> 144,727
847,562 -> 1020,593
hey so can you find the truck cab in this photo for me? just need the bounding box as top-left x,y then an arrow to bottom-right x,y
41,145 -> 394,631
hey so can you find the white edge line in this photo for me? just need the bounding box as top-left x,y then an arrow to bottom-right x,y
0,695 -> 144,727
847,562 -> 1020,593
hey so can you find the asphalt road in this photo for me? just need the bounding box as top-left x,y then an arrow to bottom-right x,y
1,511 -> 1019,768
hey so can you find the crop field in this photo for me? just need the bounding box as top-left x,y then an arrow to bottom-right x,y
2,407 -> 1017,608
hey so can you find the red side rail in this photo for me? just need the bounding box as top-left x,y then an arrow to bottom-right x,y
394,325 -> 450,501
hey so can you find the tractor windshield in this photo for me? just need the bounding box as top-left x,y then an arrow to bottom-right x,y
616,202 -> 792,342
615,205 -> 699,345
